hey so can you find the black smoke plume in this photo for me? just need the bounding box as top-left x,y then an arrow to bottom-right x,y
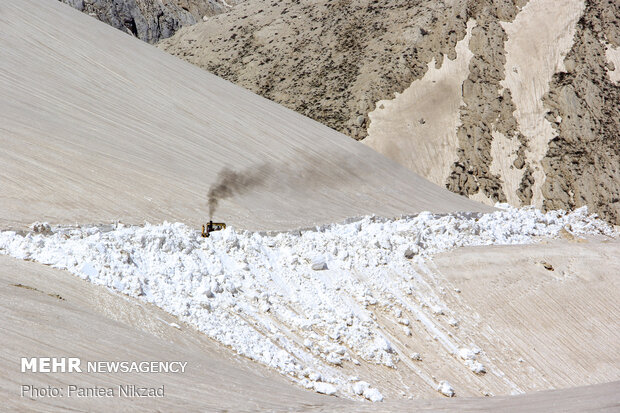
208,165 -> 270,219
206,152 -> 359,219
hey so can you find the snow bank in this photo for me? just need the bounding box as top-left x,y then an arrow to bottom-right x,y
0,205 -> 614,400
437,380 -> 455,397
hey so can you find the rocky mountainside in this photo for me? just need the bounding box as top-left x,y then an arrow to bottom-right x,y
59,0 -> 245,43
159,0 -> 620,224
540,1 -> 620,223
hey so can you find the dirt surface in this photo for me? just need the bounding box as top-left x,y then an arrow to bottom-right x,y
159,0 -> 620,224
0,0 -> 491,233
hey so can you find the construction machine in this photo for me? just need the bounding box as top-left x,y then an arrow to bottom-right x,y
201,221 -> 226,237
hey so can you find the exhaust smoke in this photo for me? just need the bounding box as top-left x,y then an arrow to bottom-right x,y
208,165 -> 270,219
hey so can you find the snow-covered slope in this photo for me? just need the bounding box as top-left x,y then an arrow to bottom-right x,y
2,0 -> 619,410
0,0 -> 489,233
2,254 -> 619,411
2,206 -> 616,400
0,255 -> 333,412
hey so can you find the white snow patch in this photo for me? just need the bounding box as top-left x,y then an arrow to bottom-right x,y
459,347 -> 486,374
352,381 -> 383,402
352,380 -> 370,395
458,348 -> 477,360
80,262 -> 98,279
467,361 -> 487,374
314,382 -> 337,395
311,255 -> 328,270
0,206 -> 614,400
437,380 -> 455,397
606,44 -> 620,84
363,387 -> 384,402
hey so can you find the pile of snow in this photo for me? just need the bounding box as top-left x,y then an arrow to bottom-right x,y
458,347 -> 486,374
352,381 -> 384,402
0,205 -> 614,400
437,380 -> 455,397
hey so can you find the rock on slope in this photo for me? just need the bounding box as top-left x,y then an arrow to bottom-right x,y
159,0 -> 620,224
59,0 -> 245,43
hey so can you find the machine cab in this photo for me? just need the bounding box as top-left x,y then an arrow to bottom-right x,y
202,221 -> 226,237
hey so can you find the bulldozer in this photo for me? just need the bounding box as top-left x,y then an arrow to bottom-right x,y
201,220 -> 226,238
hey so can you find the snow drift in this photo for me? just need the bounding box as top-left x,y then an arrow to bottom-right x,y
0,206 -> 615,401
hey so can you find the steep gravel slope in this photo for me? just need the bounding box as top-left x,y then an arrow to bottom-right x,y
541,0 -> 620,224
159,0 -> 471,140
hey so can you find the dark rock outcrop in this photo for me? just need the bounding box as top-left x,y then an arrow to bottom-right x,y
59,0 -> 240,43
541,0 -> 620,224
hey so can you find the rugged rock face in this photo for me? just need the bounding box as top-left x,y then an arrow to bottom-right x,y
541,0 -> 620,224
159,0 -> 618,224
59,0 -> 243,43
445,0 -> 524,205
159,0 -> 472,139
